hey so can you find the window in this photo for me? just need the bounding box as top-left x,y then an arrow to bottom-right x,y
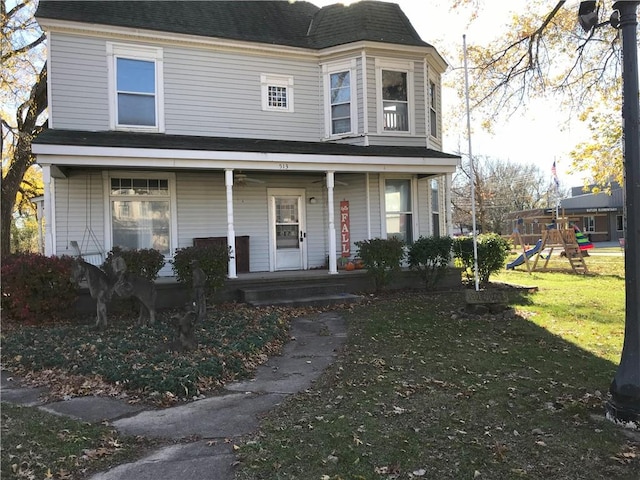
261,74 -> 294,112
385,178 -> 413,243
429,80 -> 438,138
109,176 -> 172,255
382,70 -> 408,131
617,214 -> 624,231
431,178 -> 440,237
330,71 -> 351,134
376,59 -> 413,134
323,60 -> 357,137
584,216 -> 596,232
107,43 -> 163,131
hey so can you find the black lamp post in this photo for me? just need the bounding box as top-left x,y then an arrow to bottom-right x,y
607,0 -> 640,425
580,0 -> 640,425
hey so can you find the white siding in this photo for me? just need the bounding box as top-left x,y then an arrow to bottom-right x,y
49,34 -> 110,130
54,172 -> 105,259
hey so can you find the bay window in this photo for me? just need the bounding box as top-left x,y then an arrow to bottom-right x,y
385,178 -> 413,243
323,59 -> 357,137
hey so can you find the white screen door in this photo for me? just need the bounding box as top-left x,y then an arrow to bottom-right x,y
268,189 -> 307,271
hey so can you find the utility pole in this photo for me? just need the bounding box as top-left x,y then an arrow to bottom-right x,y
606,1 -> 640,425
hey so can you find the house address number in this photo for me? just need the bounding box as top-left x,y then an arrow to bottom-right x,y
279,163 -> 289,169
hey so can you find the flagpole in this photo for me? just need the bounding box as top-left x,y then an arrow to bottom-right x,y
463,34 -> 480,291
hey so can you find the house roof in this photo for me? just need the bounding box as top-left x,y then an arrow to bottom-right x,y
35,0 -> 432,50
33,129 -> 459,160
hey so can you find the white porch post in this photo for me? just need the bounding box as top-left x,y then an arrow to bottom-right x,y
326,171 -> 338,274
42,165 -> 54,256
225,169 -> 237,279
445,173 -> 453,236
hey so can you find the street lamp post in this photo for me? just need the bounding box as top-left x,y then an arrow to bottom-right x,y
606,0 -> 640,425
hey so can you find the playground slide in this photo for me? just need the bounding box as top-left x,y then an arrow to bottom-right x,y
506,239 -> 543,270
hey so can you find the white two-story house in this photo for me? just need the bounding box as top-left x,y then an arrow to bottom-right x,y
33,0 -> 460,277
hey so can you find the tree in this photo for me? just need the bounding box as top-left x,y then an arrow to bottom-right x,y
452,155 -> 554,234
447,1 -> 626,187
1,0 -> 47,254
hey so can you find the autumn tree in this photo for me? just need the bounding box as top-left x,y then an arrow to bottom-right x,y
452,155 -> 555,234
447,1 -> 626,188
1,0 -> 47,254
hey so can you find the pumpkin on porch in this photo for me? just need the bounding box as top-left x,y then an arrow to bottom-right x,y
345,261 -> 355,271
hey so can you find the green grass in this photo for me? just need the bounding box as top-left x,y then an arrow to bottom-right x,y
237,254 -> 639,479
1,402 -> 155,480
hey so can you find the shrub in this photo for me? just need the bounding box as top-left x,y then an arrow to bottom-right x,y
453,233 -> 510,286
355,237 -> 405,293
102,246 -> 165,281
1,253 -> 77,324
408,235 -> 453,289
172,244 -> 230,293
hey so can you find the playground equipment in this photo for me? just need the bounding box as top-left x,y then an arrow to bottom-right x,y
507,217 -> 589,274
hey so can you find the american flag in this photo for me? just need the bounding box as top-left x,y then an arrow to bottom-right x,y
552,161 -> 560,188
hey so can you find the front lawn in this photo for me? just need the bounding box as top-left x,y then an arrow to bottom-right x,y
237,255 -> 639,479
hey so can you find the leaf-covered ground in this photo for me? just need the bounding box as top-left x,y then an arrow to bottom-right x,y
1,304 -> 301,407
237,289 -> 640,479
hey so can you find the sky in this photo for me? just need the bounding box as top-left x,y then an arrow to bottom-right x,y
311,0 -> 591,187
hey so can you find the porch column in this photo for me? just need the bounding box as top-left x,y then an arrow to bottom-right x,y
225,169 -> 237,279
326,171 -> 338,274
445,173 -> 453,236
42,165 -> 54,256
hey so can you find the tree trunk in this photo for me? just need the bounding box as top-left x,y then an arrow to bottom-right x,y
1,63 -> 47,255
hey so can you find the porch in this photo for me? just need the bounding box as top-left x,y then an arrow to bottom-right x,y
74,268 -> 463,314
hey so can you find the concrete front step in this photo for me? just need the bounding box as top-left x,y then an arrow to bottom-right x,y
241,283 -> 362,307
241,283 -> 346,303
246,292 -> 363,308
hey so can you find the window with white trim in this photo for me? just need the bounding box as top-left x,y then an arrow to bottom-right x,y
376,59 -> 414,134
107,43 -> 164,131
323,60 -> 357,137
109,176 -> 171,254
261,74 -> 294,112
583,215 -> 596,232
429,80 -> 438,138
385,178 -> 413,243
431,178 -> 440,237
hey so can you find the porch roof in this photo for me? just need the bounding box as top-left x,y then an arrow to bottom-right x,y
34,129 -> 460,160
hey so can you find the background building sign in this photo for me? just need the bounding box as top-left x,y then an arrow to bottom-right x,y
340,200 -> 350,257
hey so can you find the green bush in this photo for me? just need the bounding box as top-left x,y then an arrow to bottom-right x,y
355,237 -> 405,293
453,233 -> 510,286
172,244 -> 230,293
407,235 -> 453,289
1,253 -> 77,324
102,246 -> 165,281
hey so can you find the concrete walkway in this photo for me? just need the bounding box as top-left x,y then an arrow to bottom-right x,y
1,312 -> 347,480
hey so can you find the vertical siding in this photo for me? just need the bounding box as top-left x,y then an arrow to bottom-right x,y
49,34 -> 110,130
54,171 -> 105,258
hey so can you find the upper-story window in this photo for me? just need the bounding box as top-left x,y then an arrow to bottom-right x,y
107,43 -> 164,132
261,74 -> 294,112
376,59 -> 414,134
429,80 -> 438,138
322,59 -> 357,137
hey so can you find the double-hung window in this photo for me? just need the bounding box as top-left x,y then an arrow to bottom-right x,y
323,60 -> 357,137
261,74 -> 294,112
384,178 -> 413,244
107,43 -> 164,131
108,174 -> 175,255
431,178 -> 440,237
376,59 -> 414,134
429,80 -> 438,138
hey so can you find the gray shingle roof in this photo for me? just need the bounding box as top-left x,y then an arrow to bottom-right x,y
36,0 -> 431,49
33,129 -> 459,160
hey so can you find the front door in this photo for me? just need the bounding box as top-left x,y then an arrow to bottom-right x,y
268,188 -> 307,271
